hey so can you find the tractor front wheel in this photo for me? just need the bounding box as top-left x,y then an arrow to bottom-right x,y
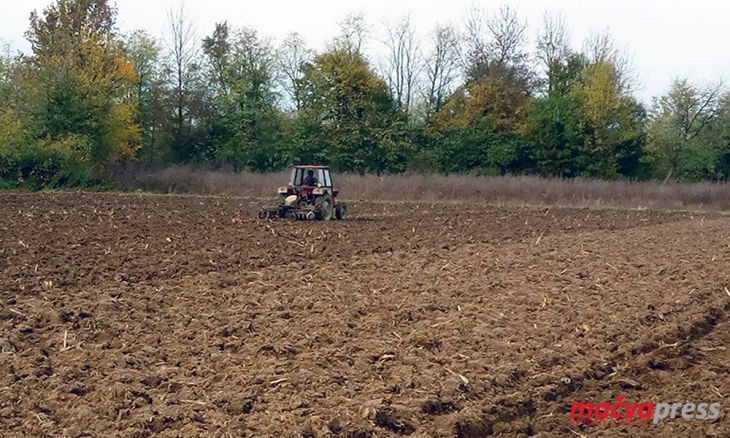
314,194 -> 334,221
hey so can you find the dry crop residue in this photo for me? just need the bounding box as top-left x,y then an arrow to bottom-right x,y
1,192 -> 729,437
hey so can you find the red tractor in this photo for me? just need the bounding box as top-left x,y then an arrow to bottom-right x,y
258,165 -> 347,221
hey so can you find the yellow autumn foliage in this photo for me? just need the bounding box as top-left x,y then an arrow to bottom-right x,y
28,3 -> 141,164
573,63 -> 619,116
429,76 -> 529,135
107,103 -> 142,160
0,109 -> 25,159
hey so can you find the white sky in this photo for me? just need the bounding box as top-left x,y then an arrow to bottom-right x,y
2,0 -> 729,104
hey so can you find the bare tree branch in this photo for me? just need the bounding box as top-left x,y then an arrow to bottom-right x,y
536,10 -> 571,70
164,3 -> 201,132
382,14 -> 422,114
277,32 -> 313,112
463,3 -> 488,71
424,23 -> 460,115
463,3 -> 528,82
487,4 -> 527,66
583,29 -> 637,94
332,13 -> 369,55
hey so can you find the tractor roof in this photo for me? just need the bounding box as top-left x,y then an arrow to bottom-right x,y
291,165 -> 330,169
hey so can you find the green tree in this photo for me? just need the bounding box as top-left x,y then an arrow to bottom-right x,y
297,49 -> 410,174
524,54 -> 584,177
716,98 -> 730,180
525,92 -> 584,177
646,79 -> 728,181
202,23 -> 284,171
0,109 -> 26,181
126,29 -> 168,162
421,4 -> 534,174
569,60 -> 646,178
424,60 -> 533,174
26,0 -> 140,165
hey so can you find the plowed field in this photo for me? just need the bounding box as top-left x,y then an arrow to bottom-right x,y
1,192 -> 729,438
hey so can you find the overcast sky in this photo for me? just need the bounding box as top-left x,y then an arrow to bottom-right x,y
2,0 -> 729,104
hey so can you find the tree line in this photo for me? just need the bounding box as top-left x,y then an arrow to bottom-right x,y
1,0 -> 730,188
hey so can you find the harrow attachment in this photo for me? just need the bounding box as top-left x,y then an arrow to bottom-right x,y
258,206 -> 317,221
258,208 -> 281,219
290,210 -> 317,221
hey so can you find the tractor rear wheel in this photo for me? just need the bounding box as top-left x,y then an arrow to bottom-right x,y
314,194 -> 334,221
335,203 -> 347,220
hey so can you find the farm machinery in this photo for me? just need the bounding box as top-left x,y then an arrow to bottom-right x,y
258,165 -> 347,221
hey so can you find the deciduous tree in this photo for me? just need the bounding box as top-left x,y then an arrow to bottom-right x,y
277,32 -> 313,112
332,13 -> 369,56
382,14 -> 421,116
298,49 -> 409,173
26,0 -> 140,164
647,78 -> 727,181
423,23 -> 460,117
164,3 -> 207,162
202,22 -> 283,171
570,60 -> 646,178
126,29 -> 167,161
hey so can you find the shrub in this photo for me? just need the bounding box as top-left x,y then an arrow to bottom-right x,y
0,136 -> 100,189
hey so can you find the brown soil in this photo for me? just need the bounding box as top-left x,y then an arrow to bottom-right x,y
1,192 -> 729,438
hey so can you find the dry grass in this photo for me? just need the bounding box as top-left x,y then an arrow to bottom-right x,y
109,164 -> 730,211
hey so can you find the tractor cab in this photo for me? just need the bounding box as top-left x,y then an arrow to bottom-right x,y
278,166 -> 339,198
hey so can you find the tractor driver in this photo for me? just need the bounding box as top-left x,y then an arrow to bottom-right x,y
303,169 -> 318,186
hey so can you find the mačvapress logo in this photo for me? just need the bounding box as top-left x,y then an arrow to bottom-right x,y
570,396 -> 721,426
